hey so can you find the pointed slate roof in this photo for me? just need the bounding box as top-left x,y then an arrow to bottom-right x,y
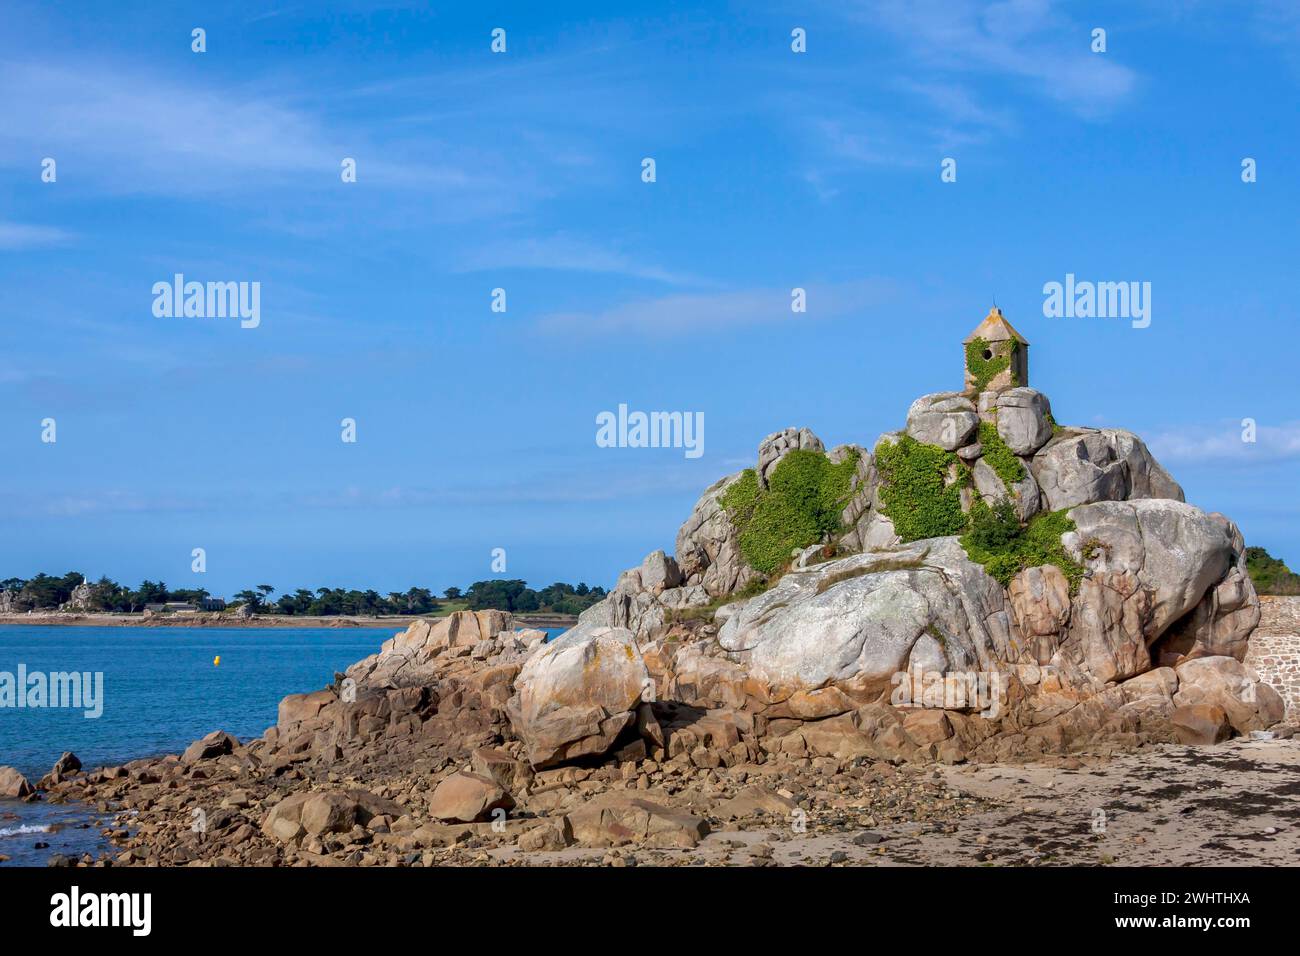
963,307 -> 1028,345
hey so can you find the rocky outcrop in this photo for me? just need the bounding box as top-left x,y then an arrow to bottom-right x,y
60,578 -> 94,612
39,751 -> 82,788
1032,428 -> 1184,511
1170,704 -> 1232,745
346,609 -> 519,688
834,444 -> 878,552
674,472 -> 757,600
545,374 -> 1270,766
262,788 -> 404,845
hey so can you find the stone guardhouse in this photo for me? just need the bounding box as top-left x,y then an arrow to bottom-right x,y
963,306 -> 1029,393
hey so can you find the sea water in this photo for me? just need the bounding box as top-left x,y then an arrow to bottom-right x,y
0,624 -> 565,865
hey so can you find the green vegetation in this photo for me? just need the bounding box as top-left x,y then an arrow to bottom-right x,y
1245,547 -> 1300,596
977,420 -> 1025,487
719,449 -> 860,575
959,501 -> 1085,592
870,431 -> 1083,590
874,436 -> 969,542
965,337 -> 1019,391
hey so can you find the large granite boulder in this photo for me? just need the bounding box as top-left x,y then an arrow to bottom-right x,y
1173,656 -> 1284,733
1066,499 -> 1235,634
427,771 -> 516,823
0,766 -> 34,798
1032,428 -> 1183,511
1152,514 -> 1260,666
905,392 -> 979,451
995,388 -> 1053,455
637,549 -> 682,596
507,622 -> 650,768
181,730 -> 240,765
717,538 -> 1011,697
278,688 -> 337,729
567,792 -> 709,848
1012,498 -> 1256,686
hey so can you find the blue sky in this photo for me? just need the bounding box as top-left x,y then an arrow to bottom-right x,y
2,0 -> 1298,598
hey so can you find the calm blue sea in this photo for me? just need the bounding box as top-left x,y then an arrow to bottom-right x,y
0,624 -> 565,866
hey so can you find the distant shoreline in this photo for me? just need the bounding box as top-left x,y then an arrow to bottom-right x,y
0,611 -> 578,630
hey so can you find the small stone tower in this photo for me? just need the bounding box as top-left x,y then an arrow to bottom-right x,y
963,306 -> 1028,393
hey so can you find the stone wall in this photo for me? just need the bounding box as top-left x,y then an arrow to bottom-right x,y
1245,597 -> 1300,719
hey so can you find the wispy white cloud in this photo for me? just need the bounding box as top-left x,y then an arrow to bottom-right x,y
0,59 -> 513,208
1147,420 -> 1300,466
1254,0 -> 1300,70
0,221 -> 72,249
859,0 -> 1139,117
788,1 -> 1140,194
535,278 -> 900,336
457,234 -> 704,285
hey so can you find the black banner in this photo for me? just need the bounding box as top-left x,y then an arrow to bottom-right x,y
0,865 -> 1278,943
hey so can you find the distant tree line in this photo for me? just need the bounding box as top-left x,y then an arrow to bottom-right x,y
0,572 -> 212,613
461,580 -> 607,615
0,571 -> 607,617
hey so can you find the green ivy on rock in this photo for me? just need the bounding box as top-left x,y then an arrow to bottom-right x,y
960,500 -> 1084,593
719,449 -> 860,575
874,435 -> 969,543
977,420 -> 1026,488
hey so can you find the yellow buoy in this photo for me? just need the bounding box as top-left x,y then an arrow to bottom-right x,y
213,655 -> 221,666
